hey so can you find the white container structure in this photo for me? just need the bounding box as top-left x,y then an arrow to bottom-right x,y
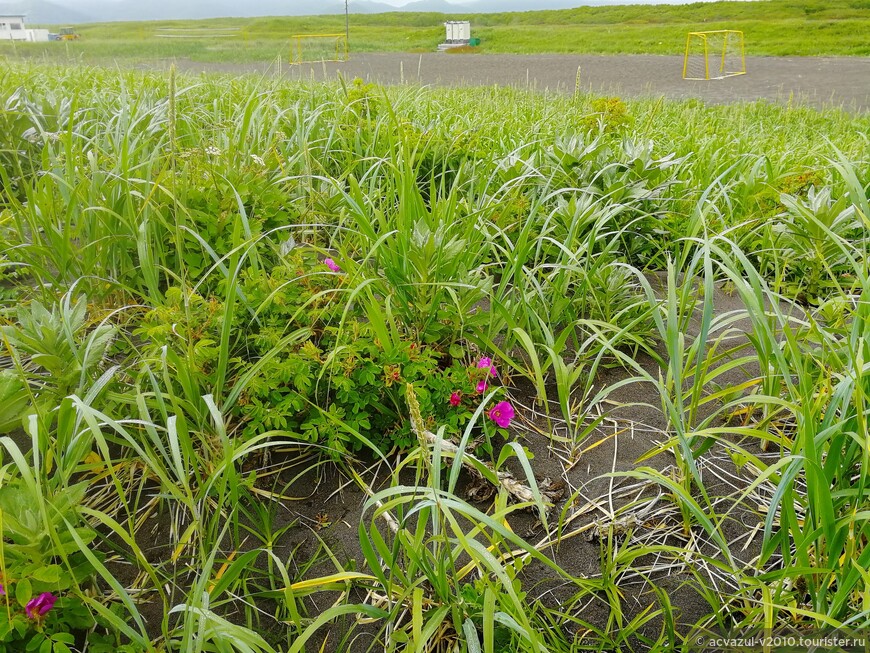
0,15 -> 51,42
26,29 -> 49,42
440,20 -> 472,50
0,14 -> 27,40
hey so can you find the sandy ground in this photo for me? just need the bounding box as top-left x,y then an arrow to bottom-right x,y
169,53 -> 870,111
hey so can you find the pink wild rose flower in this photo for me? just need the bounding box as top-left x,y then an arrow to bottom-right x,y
475,380 -> 487,394
477,357 -> 497,377
449,392 -> 462,407
25,592 -> 57,619
488,401 -> 515,428
324,258 -> 341,272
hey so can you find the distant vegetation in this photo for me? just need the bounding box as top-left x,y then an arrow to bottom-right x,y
2,0 -> 870,62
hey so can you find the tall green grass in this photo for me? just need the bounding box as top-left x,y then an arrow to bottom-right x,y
1,62 -> 869,651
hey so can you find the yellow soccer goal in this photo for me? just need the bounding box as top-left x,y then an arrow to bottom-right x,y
683,30 -> 746,80
290,33 -> 349,64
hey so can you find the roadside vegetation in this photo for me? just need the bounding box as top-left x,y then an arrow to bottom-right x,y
1,62 -> 869,651
2,0 -> 870,63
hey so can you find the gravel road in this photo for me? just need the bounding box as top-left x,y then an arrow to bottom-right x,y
170,52 -> 870,110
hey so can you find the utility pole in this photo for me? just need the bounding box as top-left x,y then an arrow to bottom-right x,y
345,0 -> 349,48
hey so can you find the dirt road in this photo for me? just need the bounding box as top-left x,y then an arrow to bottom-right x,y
171,52 -> 870,110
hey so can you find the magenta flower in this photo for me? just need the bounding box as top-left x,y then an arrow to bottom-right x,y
0,583 -> 5,596
324,258 -> 341,272
25,592 -> 57,619
488,401 -> 514,428
477,357 -> 497,377
449,392 -> 462,407
475,380 -> 487,394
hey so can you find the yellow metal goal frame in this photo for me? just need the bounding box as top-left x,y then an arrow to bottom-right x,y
682,30 -> 746,80
289,33 -> 349,64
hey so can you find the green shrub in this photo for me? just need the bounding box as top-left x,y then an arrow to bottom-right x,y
581,96 -> 632,133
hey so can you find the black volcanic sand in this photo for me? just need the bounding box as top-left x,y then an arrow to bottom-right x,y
166,53 -> 870,111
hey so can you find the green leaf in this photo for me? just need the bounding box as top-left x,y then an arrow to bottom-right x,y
16,578 -> 33,608
463,618 -> 482,653
0,370 -> 29,434
30,565 -> 62,584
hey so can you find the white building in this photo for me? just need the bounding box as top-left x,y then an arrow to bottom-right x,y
0,15 -> 50,42
439,21 -> 474,51
444,21 -> 471,44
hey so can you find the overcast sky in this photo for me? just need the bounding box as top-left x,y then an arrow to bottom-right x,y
46,0 -> 732,5
278,0 -> 713,3
322,0 -> 724,4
